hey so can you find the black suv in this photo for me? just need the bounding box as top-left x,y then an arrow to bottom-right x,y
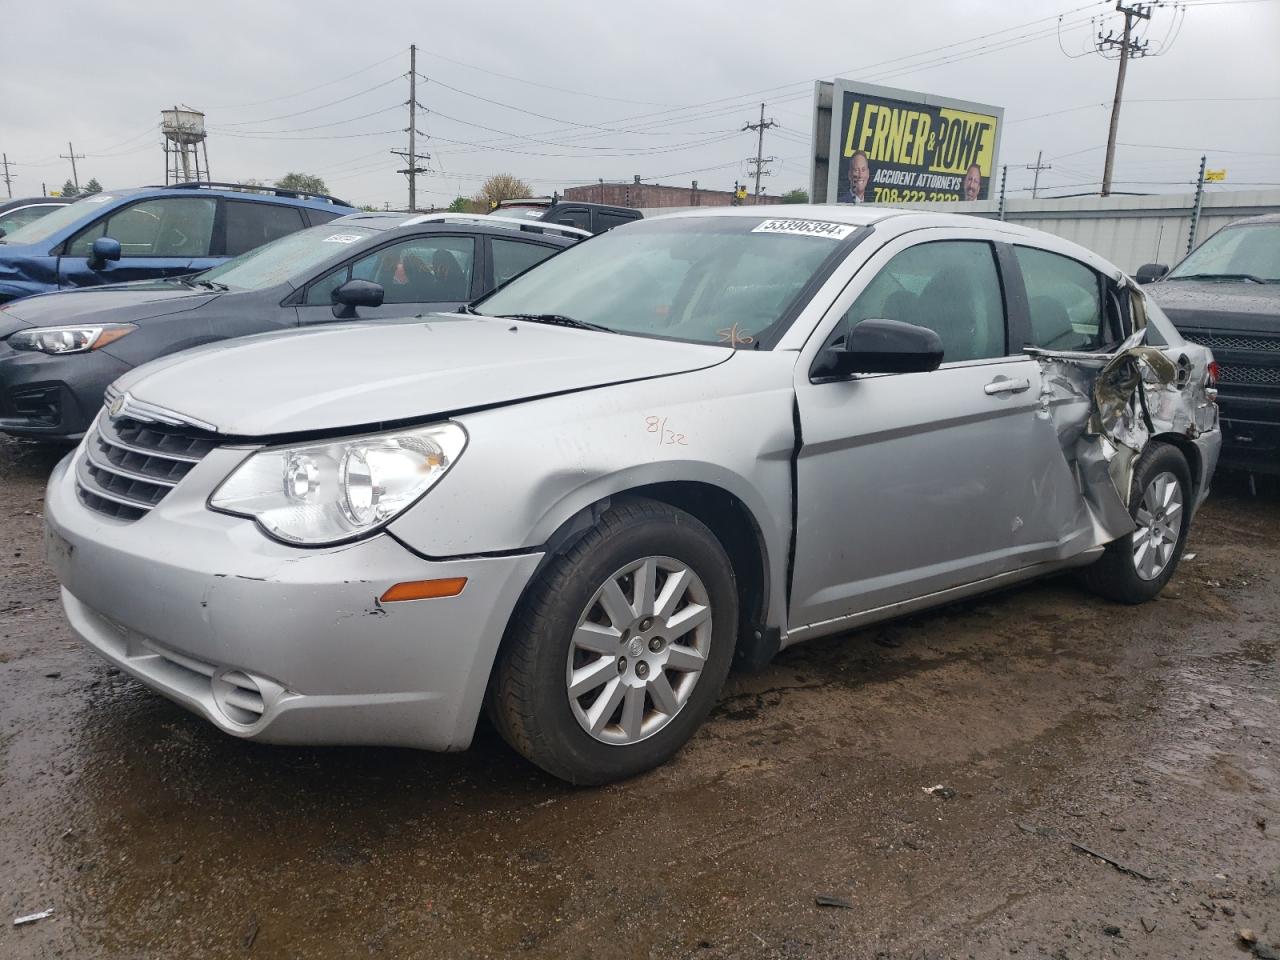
496,198 -> 642,234
1139,213 -> 1280,473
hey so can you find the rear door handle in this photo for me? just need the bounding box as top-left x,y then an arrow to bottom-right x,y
984,377 -> 1032,395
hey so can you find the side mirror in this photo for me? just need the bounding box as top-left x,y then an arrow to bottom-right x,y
331,279 -> 384,319
88,237 -> 122,269
817,318 -> 944,378
1135,263 -> 1168,284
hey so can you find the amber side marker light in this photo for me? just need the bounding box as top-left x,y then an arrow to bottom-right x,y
380,578 -> 468,602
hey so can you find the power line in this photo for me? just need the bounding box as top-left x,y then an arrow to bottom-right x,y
217,74 -> 405,127
209,49 -> 408,110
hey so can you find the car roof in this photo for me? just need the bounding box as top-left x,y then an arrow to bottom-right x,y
329,211 -> 578,245
1223,212 -> 1280,227
88,183 -> 354,210
645,204 -> 1127,278
0,197 -> 70,211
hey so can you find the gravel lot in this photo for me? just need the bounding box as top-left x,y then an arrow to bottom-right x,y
1,436 -> 1277,959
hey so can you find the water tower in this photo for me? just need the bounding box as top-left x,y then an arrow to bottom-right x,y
161,105 -> 210,184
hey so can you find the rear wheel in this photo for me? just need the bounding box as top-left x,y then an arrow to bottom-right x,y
487,498 -> 738,784
1081,442 -> 1193,604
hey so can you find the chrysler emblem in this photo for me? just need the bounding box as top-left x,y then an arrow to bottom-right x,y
108,392 -> 127,419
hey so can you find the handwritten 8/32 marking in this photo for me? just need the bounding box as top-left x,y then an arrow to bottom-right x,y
645,416 -> 688,447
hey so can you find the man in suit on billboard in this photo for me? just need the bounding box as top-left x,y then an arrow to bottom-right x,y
838,150 -> 872,204
963,163 -> 983,201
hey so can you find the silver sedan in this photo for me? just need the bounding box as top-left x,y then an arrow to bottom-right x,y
44,206 -> 1221,784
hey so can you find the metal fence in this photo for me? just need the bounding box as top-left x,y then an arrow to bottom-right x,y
890,189 -> 1280,273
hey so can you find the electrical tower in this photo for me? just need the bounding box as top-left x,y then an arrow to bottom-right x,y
394,44 -> 430,212
59,142 -> 85,192
743,103 -> 777,199
1097,2 -> 1154,197
1026,151 -> 1053,199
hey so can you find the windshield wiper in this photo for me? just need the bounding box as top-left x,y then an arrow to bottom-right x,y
192,279 -> 229,291
498,313 -> 615,333
1169,272 -> 1269,284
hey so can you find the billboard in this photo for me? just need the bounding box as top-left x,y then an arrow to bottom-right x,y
817,80 -> 1003,205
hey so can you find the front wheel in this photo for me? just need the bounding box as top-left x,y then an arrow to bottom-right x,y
487,498 -> 739,784
1081,442 -> 1193,604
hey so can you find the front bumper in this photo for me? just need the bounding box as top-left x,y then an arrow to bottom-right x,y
0,342 -> 128,439
1216,390 -> 1280,474
44,449 -> 543,750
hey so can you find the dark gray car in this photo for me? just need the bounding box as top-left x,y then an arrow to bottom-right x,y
1138,213 -> 1280,473
0,213 -> 580,440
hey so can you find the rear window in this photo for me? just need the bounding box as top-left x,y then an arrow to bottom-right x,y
225,202 -> 305,256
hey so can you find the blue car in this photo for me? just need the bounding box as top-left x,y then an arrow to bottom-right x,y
0,181 -> 354,303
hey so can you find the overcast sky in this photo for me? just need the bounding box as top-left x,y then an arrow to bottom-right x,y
3,0 -> 1278,208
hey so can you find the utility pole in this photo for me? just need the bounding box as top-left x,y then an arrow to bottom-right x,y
1098,2 -> 1153,197
997,165 -> 1008,221
1,153 -> 12,199
59,141 -> 85,192
1187,155 -> 1207,254
392,44 -> 430,212
1026,151 -> 1052,199
743,102 -> 777,199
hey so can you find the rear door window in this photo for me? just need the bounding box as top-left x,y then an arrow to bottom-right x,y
67,197 -> 217,258
225,202 -> 305,256
1014,246 -> 1106,351
492,238 -> 558,288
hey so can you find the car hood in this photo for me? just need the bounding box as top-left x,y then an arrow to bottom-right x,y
0,282 -> 221,330
113,314 -> 734,437
1148,279 -> 1280,335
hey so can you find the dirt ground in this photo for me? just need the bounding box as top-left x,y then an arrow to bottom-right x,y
1,435 -> 1277,960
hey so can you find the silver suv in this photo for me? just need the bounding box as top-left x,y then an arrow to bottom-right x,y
44,207 -> 1221,784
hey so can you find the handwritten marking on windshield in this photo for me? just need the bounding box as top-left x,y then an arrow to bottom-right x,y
645,416 -> 688,447
716,323 -> 754,346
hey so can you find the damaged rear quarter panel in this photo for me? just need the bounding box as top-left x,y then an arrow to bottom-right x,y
1028,283 -> 1220,543
387,351 -> 799,630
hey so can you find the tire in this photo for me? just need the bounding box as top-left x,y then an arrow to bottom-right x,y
1080,441 -> 1193,604
487,497 -> 739,785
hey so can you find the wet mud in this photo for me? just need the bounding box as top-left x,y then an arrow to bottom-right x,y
2,436 -> 1277,959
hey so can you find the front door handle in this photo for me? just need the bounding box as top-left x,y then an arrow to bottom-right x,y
984,376 -> 1032,396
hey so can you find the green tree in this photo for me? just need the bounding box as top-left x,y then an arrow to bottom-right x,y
275,172 -> 328,196
447,195 -> 488,213
83,178 -> 102,195
61,179 -> 79,197
474,174 -> 533,210
781,188 -> 809,204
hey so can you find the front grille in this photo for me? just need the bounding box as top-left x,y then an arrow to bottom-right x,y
76,412 -> 218,521
1183,332 -> 1280,353
11,385 -> 61,426
1217,363 -> 1280,387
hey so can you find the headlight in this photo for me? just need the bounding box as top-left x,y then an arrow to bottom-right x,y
8,323 -> 137,354
209,422 -> 467,545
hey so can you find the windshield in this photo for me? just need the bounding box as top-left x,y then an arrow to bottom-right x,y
1168,223 -> 1280,282
198,223 -> 380,290
474,216 -> 853,347
0,195 -> 113,247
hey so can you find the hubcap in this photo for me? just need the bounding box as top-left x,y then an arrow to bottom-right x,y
565,556 -> 712,745
1132,470 -> 1184,581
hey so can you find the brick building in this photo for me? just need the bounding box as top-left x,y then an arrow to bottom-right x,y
561,177 -> 783,209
